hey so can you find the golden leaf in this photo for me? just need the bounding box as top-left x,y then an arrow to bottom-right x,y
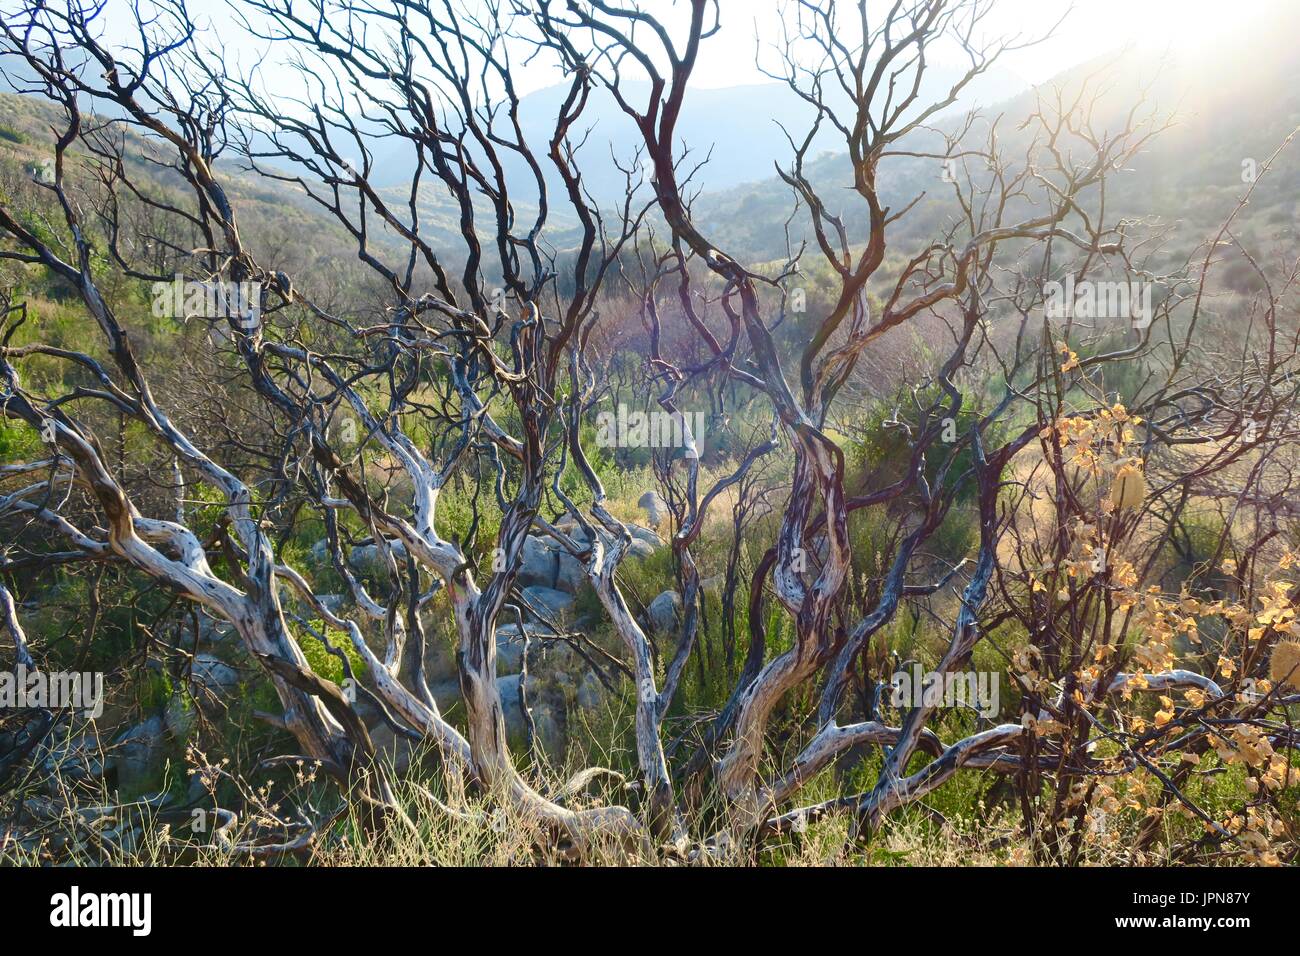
1109,461 -> 1146,510
1268,639 -> 1300,691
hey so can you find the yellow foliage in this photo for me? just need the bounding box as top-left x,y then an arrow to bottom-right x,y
1269,639 -> 1300,691
1109,460 -> 1146,510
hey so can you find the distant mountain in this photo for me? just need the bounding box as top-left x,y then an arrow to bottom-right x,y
1,40 -> 1026,253
7,7 -> 1299,285
691,11 -> 1300,266
363,65 -> 1027,202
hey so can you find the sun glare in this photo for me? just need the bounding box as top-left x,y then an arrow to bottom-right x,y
1128,0 -> 1248,58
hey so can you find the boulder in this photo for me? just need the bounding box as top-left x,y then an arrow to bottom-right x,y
100,824 -> 143,856
191,654 -> 240,693
493,622 -> 563,675
558,520 -> 661,563
40,730 -> 104,783
646,589 -> 682,635
185,654 -> 241,717
497,674 -> 527,740
497,674 -> 566,759
348,689 -> 385,730
422,637 -> 459,685
109,716 -> 167,796
494,625 -> 526,675
531,704 -> 565,761
171,613 -> 236,651
625,537 -> 657,561
629,524 -> 664,550
575,671 -> 605,712
520,585 -> 574,620
164,693 -> 196,740
430,677 -> 461,714
517,534 -> 553,587
346,539 -> 409,577
309,538 -> 330,566
638,490 -> 668,527
517,534 -> 586,594
553,557 -> 587,594
368,721 -> 418,776
317,593 -> 346,615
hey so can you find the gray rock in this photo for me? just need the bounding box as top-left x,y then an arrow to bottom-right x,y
517,535 -> 553,587
554,516 -> 584,536
531,704 -> 566,761
629,524 -> 664,550
520,585 -> 574,620
422,635 -> 460,685
554,554 -> 587,593
100,824 -> 143,857
204,617 -> 237,644
368,722 -> 418,776
495,626 -> 526,675
430,677 -> 462,713
497,673 -> 526,738
575,671 -> 605,711
517,535 -> 586,594
346,539 -> 408,577
638,490 -> 668,527
191,654 -> 240,693
493,621 -> 564,675
184,654 -> 241,717
41,731 -> 104,783
625,537 -> 656,561
647,589 -> 682,635
495,620 -> 557,639
186,773 -> 210,803
535,638 -> 584,676
164,693 -> 196,741
173,613 -> 236,650
496,674 -> 565,758
349,689 -> 385,730
317,593 -> 346,615
545,668 -> 580,717
110,716 -> 167,796
562,521 -> 660,562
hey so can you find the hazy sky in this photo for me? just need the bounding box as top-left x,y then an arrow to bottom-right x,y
103,0 -> 1291,100
691,0 -> 1286,89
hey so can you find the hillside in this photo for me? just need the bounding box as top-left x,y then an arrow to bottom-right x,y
7,14 -> 1297,279
693,15 -> 1300,266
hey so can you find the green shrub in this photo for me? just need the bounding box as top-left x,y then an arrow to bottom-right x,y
296,620 -> 369,684
0,420 -> 39,463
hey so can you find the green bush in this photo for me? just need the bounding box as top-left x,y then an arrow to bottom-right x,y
0,420 -> 40,463
296,620 -> 369,684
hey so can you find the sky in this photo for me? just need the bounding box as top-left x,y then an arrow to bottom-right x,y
689,0 -> 1285,89
95,0 -> 1291,102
